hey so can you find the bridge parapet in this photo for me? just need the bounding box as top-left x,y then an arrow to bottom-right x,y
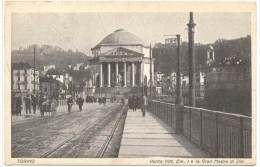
149,100 -> 252,158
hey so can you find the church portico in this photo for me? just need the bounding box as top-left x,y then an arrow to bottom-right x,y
98,61 -> 142,88
89,29 -> 154,96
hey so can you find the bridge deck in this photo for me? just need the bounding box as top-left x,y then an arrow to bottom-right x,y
118,109 -> 210,158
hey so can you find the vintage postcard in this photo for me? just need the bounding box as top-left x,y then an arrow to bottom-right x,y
4,1 -> 256,166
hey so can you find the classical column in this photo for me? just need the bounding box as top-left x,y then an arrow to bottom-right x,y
132,62 -> 135,86
108,62 -> 111,87
140,62 -> 143,85
124,62 -> 126,87
116,62 -> 118,86
92,74 -> 95,86
100,63 -> 103,87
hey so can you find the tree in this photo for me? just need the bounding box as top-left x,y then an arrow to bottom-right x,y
152,35 -> 251,74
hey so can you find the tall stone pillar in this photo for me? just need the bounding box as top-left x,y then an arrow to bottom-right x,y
187,12 -> 196,107
116,62 -> 118,86
92,74 -> 95,86
100,63 -> 103,87
108,62 -> 111,87
132,62 -> 135,86
140,62 -> 143,85
124,62 -> 126,87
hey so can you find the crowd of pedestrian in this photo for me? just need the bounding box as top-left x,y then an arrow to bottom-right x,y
128,95 -> 144,111
11,92 -> 59,117
12,93 -> 147,118
128,95 -> 148,117
98,97 -> 107,106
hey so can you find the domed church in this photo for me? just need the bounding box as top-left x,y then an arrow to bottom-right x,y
89,29 -> 154,96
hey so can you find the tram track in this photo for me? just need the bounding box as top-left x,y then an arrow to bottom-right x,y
96,106 -> 124,158
11,104 -> 124,158
12,105 -> 101,137
12,110 -> 100,156
42,105 -> 126,158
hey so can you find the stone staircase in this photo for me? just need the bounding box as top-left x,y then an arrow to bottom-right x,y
94,86 -> 143,97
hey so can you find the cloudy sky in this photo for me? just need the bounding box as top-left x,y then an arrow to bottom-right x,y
12,13 -> 250,56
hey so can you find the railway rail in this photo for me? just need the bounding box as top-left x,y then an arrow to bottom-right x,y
41,106 -> 126,158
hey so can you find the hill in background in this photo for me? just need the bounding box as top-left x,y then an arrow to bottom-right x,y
11,44 -> 92,70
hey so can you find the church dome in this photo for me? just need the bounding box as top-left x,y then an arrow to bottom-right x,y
99,29 -> 143,46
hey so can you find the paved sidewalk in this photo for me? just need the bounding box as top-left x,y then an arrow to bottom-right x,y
118,109 -> 210,158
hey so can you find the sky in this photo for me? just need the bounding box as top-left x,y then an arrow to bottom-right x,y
12,13 -> 251,56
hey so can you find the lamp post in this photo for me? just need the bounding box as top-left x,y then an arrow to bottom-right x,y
149,43 -> 152,101
187,12 -> 196,107
176,34 -> 183,105
33,47 -> 36,94
163,34 -> 182,104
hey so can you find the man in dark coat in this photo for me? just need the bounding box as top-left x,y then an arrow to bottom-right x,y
133,96 -> 138,112
15,96 -> 22,116
102,97 -> 106,106
98,97 -> 102,105
31,94 -> 38,114
76,96 -> 84,111
142,95 -> 148,117
24,94 -> 31,115
128,96 -> 133,110
38,94 -> 44,109
67,96 -> 74,113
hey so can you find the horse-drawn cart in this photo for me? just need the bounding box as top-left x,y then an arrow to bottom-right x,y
40,100 -> 58,116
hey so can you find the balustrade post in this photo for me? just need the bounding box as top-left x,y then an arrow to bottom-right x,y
159,103 -> 161,118
215,112 -> 219,158
170,105 -> 173,127
200,109 -> 203,147
164,103 -> 166,121
157,102 -> 159,117
156,102 -> 157,116
157,102 -> 158,116
160,103 -> 163,120
161,103 -> 162,119
167,105 -> 169,125
189,108 -> 192,140
174,105 -> 184,134
239,116 -> 244,158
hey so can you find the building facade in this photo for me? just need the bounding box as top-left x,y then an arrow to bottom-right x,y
12,63 -> 40,96
89,29 -> 154,96
39,76 -> 59,98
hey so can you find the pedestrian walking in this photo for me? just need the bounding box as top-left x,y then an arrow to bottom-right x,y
121,97 -> 125,105
102,96 -> 106,106
24,94 -> 31,115
38,94 -> 44,111
76,96 -> 84,111
142,95 -> 148,117
128,96 -> 133,111
31,94 -> 38,114
133,96 -> 138,111
40,97 -> 48,116
15,96 -> 22,116
50,97 -> 58,116
98,97 -> 102,105
67,96 -> 74,113
11,94 -> 15,115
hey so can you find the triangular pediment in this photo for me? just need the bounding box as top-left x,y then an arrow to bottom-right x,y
100,47 -> 143,57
